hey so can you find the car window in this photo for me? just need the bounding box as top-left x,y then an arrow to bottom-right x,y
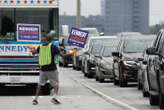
157,33 -> 164,53
156,32 -> 163,51
154,32 -> 162,49
102,46 -> 117,57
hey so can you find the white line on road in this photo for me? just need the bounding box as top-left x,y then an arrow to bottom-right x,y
71,77 -> 139,110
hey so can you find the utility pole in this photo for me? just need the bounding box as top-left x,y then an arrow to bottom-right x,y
76,0 -> 81,28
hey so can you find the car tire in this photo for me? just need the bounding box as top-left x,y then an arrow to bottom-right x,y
159,93 -> 164,109
99,78 -> 104,83
142,88 -> 149,97
119,65 -> 127,87
96,76 -> 99,81
149,92 -> 159,106
113,67 -> 119,85
73,65 -> 76,70
142,74 -> 149,97
138,81 -> 142,90
63,62 -> 68,67
59,62 -> 62,67
114,77 -> 119,85
84,60 -> 88,74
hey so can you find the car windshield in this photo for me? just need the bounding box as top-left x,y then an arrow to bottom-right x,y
91,38 -> 117,45
91,45 -> 102,55
85,37 -> 118,51
124,38 -> 153,53
81,28 -> 99,36
103,46 -> 117,57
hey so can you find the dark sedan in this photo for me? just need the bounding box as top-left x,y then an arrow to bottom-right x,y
112,35 -> 154,87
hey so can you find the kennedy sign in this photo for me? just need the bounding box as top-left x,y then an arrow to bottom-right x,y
68,27 -> 89,48
17,24 -> 41,42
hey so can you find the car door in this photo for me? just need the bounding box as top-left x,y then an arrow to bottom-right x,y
148,32 -> 163,90
113,40 -> 123,79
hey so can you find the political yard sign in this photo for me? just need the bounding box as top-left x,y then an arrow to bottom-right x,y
68,27 -> 89,48
17,24 -> 41,42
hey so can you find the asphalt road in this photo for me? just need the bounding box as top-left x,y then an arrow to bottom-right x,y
61,66 -> 161,110
0,66 -> 126,110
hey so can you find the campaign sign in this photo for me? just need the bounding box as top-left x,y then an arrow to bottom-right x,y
68,27 -> 89,48
17,24 -> 41,42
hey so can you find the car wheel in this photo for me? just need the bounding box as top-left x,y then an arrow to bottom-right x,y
87,73 -> 92,78
142,73 -> 149,97
81,66 -> 84,73
137,81 -> 142,90
99,78 -> 104,83
84,60 -> 88,74
113,66 -> 119,85
63,62 -> 68,67
59,62 -> 62,67
72,65 -> 76,70
95,75 -> 99,81
119,65 -> 127,87
114,76 -> 119,85
159,93 -> 164,109
142,88 -> 149,97
149,92 -> 159,105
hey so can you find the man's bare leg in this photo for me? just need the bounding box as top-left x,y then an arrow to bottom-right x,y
33,85 -> 41,105
51,85 -> 61,104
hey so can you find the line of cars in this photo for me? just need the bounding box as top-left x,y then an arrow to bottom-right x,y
59,30 -> 164,109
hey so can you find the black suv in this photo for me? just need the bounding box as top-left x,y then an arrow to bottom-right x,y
146,29 -> 164,109
112,35 -> 154,87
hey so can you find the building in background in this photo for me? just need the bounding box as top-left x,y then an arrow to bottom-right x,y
101,0 -> 149,35
59,15 -> 104,36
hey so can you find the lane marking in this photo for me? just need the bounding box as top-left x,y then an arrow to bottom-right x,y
71,77 -> 139,110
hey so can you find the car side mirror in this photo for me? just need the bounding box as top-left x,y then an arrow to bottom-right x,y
95,54 -> 102,59
112,51 -> 121,57
84,51 -> 89,55
143,60 -> 147,65
146,47 -> 156,55
138,58 -> 143,61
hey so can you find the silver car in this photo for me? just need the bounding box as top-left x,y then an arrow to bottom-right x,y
95,44 -> 118,82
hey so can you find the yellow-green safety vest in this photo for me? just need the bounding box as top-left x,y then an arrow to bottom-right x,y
38,43 -> 58,66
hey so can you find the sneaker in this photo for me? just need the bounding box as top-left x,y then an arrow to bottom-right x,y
32,99 -> 38,105
51,98 -> 61,104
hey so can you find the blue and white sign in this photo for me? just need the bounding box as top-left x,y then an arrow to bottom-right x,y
68,27 -> 89,48
17,24 -> 41,42
0,44 -> 39,56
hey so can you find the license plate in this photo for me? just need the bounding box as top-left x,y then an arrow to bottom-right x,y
10,77 -> 21,83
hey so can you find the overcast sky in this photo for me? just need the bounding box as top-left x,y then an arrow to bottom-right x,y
59,0 -> 164,26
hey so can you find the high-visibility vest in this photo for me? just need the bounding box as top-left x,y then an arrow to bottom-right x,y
38,43 -> 57,66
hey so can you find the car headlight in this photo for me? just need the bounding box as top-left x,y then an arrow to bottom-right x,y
123,61 -> 137,66
104,63 -> 112,70
69,50 -> 73,54
79,55 -> 82,60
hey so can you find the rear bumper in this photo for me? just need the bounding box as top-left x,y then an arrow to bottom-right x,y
0,75 -> 39,86
65,56 -> 73,64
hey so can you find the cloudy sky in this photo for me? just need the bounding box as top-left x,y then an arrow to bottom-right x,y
59,0 -> 164,26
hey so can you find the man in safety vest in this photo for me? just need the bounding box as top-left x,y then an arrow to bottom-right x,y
30,34 -> 72,105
